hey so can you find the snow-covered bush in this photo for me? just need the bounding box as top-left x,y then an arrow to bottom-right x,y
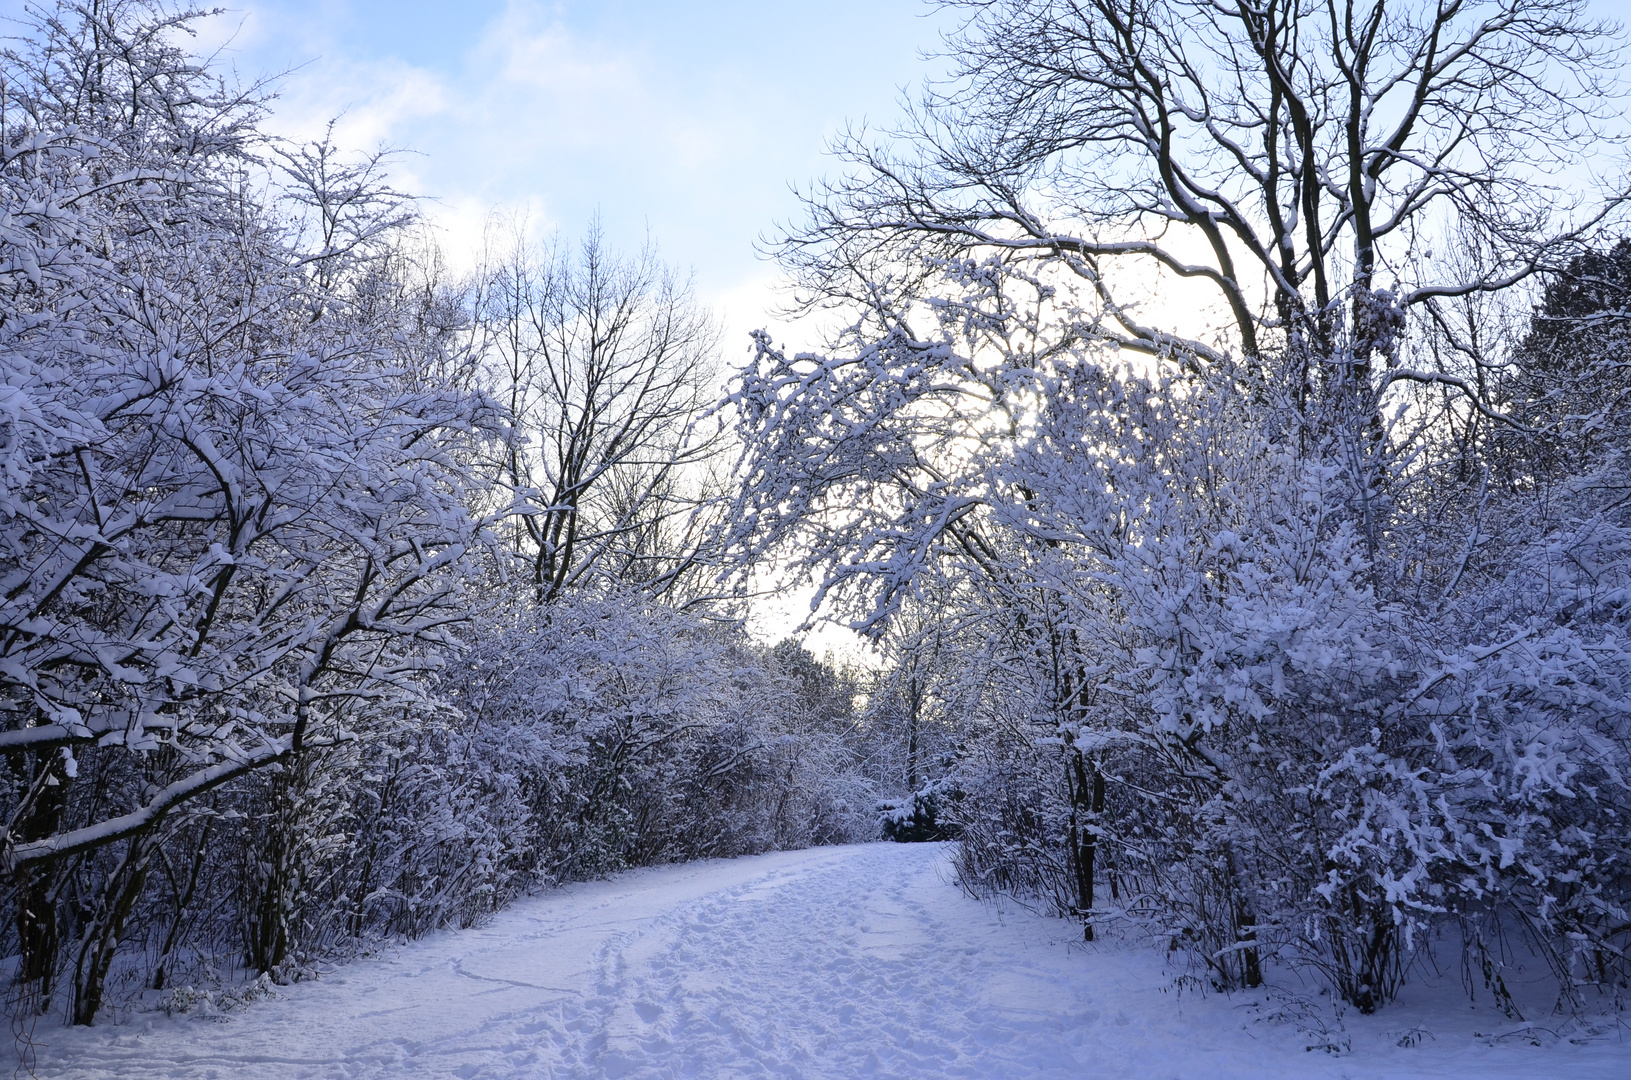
723,266 -> 1631,1010
0,0 -> 500,1021
442,595 -> 877,881
0,3 -> 880,1028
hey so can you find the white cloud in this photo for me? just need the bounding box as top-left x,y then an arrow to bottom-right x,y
481,8 -> 640,102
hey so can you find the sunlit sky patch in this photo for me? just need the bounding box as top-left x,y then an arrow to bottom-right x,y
4,0 -> 954,361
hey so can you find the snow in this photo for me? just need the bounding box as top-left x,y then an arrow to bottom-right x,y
23,843 -> 1631,1079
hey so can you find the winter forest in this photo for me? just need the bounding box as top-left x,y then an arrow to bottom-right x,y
4,0 -> 1631,1068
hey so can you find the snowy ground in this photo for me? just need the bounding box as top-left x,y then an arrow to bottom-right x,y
18,842 -> 1630,1079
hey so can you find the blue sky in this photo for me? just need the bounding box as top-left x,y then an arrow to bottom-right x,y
5,0 -> 1626,362
169,0 -> 955,356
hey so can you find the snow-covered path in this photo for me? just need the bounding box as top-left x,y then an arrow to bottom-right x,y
25,842 -> 1631,1079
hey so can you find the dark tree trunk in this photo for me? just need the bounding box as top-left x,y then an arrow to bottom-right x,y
1223,845 -> 1263,989
905,672 -> 922,793
72,830 -> 157,1025
1067,750 -> 1104,941
10,751 -> 70,1014
152,817 -> 212,991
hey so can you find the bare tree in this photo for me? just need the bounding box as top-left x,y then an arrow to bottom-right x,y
473,222 -> 723,602
784,0 -> 1625,404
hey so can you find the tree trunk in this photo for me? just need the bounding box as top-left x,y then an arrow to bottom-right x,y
71,830 -> 157,1025
1067,750 -> 1104,941
10,751 -> 70,1014
152,817 -> 212,991
246,768 -> 304,978
905,673 -> 922,793
1224,845 -> 1263,989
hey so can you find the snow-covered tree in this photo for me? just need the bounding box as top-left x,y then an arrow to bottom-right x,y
721,1 -> 1631,1011
0,1 -> 501,1019
0,3 -> 886,1033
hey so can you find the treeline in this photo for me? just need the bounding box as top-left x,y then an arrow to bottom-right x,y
724,0 -> 1631,1016
0,1 -> 884,1029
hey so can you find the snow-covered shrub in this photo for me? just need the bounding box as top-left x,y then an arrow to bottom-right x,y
0,0 -> 500,1021
880,776 -> 962,843
0,2 -> 880,1030
441,594 -> 877,881
982,365 -> 1631,1007
723,278 -> 1631,1010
